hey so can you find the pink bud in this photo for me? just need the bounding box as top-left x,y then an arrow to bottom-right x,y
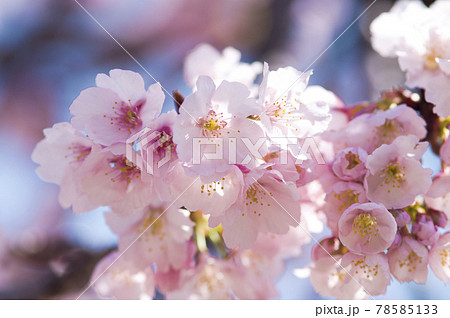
391,209 -> 411,227
428,209 -> 448,228
412,214 -> 439,246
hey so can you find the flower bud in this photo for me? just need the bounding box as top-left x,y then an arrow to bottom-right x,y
412,214 -> 439,246
332,147 -> 368,181
391,209 -> 411,227
428,208 -> 448,228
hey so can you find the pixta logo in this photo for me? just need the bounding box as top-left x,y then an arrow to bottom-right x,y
126,128 -> 172,175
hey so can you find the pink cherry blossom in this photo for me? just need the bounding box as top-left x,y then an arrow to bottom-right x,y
263,149 -> 316,187
167,164 -> 242,217
340,105 -> 426,154
429,232 -> 450,283
105,203 -> 194,272
341,252 -> 391,297
324,181 -> 368,236
184,43 -> 262,89
31,122 -> 97,214
165,254 -> 277,299
70,69 -> 164,147
338,202 -> 397,254
91,251 -> 155,300
387,235 -> 429,284
370,0 -> 433,66
310,253 -> 365,300
364,135 -> 432,209
172,76 -> 266,177
78,147 -> 153,215
259,63 -> 331,141
332,147 -> 368,181
370,0 -> 450,117
310,250 -> 390,299
210,166 -> 301,249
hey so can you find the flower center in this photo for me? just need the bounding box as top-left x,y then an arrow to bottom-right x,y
265,95 -> 303,130
199,110 -> 227,137
352,256 -> 380,278
109,100 -> 143,132
107,155 -> 140,183
352,213 -> 379,243
439,247 -> 450,269
136,208 -> 166,252
425,54 -> 440,71
374,119 -> 401,146
200,178 -> 225,196
398,251 -> 422,272
334,190 -> 360,212
424,39 -> 448,71
378,162 -> 406,192
345,152 -> 361,169
243,183 -> 273,217
153,131 -> 176,162
66,143 -> 91,162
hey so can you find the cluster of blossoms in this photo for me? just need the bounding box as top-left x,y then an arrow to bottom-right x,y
305,0 -> 450,299
32,43 -> 329,299
32,0 -> 450,300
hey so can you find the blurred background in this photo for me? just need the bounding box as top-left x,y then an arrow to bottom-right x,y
0,0 -> 447,299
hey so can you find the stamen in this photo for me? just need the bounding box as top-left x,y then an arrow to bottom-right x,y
352,213 -> 379,243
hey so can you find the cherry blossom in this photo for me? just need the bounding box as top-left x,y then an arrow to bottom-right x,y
370,0 -> 450,117
429,232 -> 450,283
339,105 -> 426,154
91,251 -> 155,300
310,248 -> 390,299
105,203 -> 194,272
30,32 -> 450,300
259,63 -> 331,142
165,254 -> 276,300
70,69 -> 164,148
184,43 -> 262,89
324,181 -> 368,236
210,166 -> 301,249
31,122 -> 97,214
364,135 -> 432,209
338,202 -> 397,254
172,75 -> 265,177
310,253 -> 366,300
387,235 -> 428,284
340,252 -> 391,297
166,164 -> 242,217
331,147 -> 368,181
78,147 -> 153,215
